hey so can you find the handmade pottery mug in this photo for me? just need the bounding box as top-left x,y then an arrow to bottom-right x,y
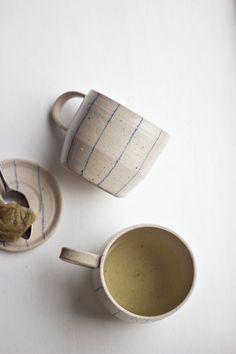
51,91 -> 169,197
60,224 -> 195,323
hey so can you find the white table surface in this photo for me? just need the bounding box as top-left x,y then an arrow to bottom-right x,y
1,0 -> 236,353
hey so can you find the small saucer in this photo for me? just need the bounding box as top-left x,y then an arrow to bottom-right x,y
0,159 -> 62,252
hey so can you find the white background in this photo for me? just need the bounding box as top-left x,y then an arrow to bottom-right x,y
0,0 -> 236,353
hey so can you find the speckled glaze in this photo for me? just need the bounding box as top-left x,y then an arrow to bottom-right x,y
60,224 -> 196,323
0,159 -> 62,252
51,91 -> 169,197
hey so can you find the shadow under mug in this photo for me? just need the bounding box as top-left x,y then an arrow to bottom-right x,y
51,91 -> 169,197
60,224 -> 195,323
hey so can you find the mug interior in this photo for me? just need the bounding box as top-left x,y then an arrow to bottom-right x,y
102,226 -> 194,317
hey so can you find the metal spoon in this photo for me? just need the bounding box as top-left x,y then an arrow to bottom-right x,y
0,166 -> 32,240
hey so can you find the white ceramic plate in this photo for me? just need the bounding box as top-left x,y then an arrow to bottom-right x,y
0,159 -> 62,252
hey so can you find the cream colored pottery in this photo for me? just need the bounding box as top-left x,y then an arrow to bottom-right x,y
0,159 -> 62,252
60,224 -> 195,323
51,91 -> 169,197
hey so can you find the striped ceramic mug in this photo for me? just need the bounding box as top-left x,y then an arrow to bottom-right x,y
51,91 -> 169,197
60,224 -> 195,323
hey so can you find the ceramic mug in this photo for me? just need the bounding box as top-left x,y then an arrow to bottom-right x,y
51,91 -> 169,197
60,224 -> 195,323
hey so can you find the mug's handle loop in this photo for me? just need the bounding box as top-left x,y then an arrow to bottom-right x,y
60,247 -> 101,269
51,91 -> 85,131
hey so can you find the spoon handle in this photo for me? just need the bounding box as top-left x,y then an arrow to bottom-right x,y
0,166 -> 11,194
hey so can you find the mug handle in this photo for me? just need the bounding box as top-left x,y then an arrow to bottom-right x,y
51,91 -> 85,131
60,247 -> 101,269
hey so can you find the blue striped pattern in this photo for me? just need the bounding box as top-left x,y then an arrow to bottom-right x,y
115,130 -> 163,196
80,103 -> 120,176
97,117 -> 144,187
37,166 -> 45,239
67,93 -> 99,166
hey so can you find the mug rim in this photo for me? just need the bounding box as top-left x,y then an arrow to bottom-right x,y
99,223 -> 196,320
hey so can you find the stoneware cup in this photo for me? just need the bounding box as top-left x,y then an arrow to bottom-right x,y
60,224 -> 195,323
51,91 -> 169,197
